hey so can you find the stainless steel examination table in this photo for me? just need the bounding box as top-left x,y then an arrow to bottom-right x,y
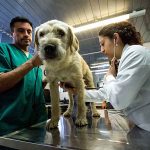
0,109 -> 150,150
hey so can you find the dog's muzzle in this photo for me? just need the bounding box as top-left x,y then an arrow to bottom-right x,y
44,44 -> 57,59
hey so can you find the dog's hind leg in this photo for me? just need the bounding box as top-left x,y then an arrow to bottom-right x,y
84,70 -> 100,117
63,91 -> 74,117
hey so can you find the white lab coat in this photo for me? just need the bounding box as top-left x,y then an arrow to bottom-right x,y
85,44 -> 150,131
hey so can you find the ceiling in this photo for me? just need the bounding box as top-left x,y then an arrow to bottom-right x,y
0,0 -> 150,67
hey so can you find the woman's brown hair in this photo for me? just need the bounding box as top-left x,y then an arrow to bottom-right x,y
99,21 -> 143,45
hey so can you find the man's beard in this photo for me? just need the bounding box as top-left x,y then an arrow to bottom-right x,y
21,39 -> 31,46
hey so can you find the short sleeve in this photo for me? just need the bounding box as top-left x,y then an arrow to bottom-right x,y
0,45 -> 12,73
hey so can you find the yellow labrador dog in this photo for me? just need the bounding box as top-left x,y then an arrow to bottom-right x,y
34,20 -> 100,130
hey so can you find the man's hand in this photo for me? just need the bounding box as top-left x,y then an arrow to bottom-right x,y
30,53 -> 42,67
0,53 -> 42,93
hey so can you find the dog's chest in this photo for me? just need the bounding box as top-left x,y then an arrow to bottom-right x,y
46,68 -> 75,82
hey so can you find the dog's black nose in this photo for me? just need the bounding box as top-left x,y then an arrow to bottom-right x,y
44,44 -> 57,59
44,44 -> 56,52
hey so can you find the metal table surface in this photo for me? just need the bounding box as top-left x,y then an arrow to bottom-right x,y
0,109 -> 150,150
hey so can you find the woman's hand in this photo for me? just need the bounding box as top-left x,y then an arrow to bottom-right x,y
106,57 -> 118,77
59,82 -> 78,95
42,78 -> 47,88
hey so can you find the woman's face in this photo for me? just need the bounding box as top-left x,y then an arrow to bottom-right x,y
99,36 -> 114,60
99,35 -> 124,60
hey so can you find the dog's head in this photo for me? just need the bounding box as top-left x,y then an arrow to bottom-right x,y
34,20 -> 79,62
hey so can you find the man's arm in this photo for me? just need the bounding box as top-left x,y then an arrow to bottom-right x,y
0,54 -> 42,93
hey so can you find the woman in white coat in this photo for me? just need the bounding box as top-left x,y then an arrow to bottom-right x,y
87,21 -> 150,131
63,21 -> 150,131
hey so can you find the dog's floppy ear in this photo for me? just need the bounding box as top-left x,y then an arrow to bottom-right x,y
68,27 -> 79,53
34,27 -> 39,51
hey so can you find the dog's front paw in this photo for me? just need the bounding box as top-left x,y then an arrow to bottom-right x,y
75,117 -> 88,126
92,111 -> 100,117
63,110 -> 71,117
46,118 -> 59,130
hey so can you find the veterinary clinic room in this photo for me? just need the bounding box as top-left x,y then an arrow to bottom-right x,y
0,0 -> 150,149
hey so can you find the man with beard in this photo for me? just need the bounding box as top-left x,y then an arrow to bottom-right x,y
0,16 -> 47,136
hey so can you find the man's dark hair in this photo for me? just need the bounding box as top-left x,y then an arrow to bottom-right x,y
10,16 -> 33,32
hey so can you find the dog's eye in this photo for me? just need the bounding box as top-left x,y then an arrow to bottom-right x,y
39,32 -> 45,37
57,29 -> 65,37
